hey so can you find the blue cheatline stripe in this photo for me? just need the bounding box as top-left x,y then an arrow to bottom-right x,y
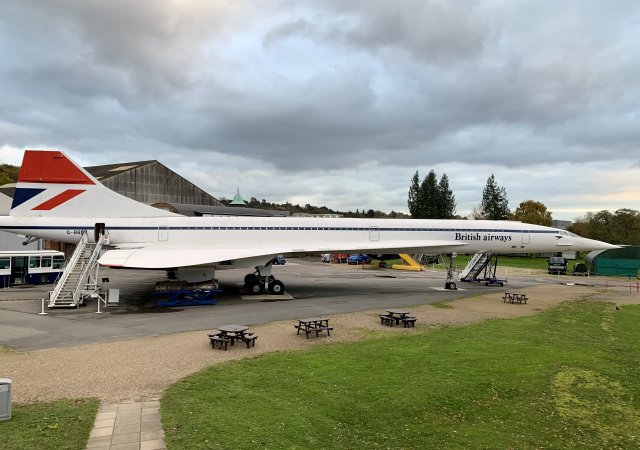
11,188 -> 45,209
0,225 -> 558,234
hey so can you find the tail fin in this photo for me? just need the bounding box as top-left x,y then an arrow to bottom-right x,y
11,150 -> 175,218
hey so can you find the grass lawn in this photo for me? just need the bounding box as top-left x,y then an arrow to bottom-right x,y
0,398 -> 99,450
162,301 -> 640,449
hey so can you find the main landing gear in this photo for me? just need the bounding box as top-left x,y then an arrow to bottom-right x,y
244,266 -> 285,295
443,253 -> 458,290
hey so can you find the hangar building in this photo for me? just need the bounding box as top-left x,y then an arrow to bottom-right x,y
585,247 -> 640,277
85,160 -> 222,206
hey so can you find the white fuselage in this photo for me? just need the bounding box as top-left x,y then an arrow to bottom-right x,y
0,215 -> 610,260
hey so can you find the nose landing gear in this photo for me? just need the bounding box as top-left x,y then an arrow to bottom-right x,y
444,253 -> 458,290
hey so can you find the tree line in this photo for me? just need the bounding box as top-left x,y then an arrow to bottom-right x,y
568,209 -> 640,245
408,171 -> 519,221
0,164 -> 19,186
219,196 -> 409,218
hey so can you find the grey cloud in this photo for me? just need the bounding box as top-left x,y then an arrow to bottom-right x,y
338,1 -> 487,63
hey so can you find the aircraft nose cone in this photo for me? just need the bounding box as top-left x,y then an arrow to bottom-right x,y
588,239 -> 619,250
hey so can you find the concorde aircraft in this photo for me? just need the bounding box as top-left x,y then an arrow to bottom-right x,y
0,150 -> 616,293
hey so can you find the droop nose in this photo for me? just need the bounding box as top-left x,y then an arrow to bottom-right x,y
580,238 -> 619,251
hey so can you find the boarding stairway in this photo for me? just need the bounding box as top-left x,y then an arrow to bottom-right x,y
48,232 -> 105,308
458,252 -> 505,286
391,254 -> 423,271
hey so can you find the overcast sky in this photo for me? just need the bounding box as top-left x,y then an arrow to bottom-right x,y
1,1 -> 639,220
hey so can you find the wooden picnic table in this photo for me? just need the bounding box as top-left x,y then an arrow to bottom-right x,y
502,292 -> 528,304
385,309 -> 411,324
294,317 -> 333,338
209,324 -> 258,350
380,309 -> 417,327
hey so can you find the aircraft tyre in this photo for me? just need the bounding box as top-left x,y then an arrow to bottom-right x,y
249,280 -> 264,295
445,281 -> 457,290
268,279 -> 285,295
244,273 -> 258,286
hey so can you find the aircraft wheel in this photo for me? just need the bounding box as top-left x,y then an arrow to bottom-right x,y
244,273 -> 257,286
445,281 -> 457,290
269,279 -> 285,295
249,280 -> 264,295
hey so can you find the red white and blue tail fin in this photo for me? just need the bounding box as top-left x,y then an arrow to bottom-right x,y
11,150 -> 175,218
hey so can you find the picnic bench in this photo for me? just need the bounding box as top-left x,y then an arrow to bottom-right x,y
294,317 -> 333,338
502,292 -> 528,304
380,309 -> 417,327
208,334 -> 231,350
208,325 -> 258,350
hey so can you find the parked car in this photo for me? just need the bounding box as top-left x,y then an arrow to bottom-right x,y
548,256 -> 567,274
421,255 -> 440,264
331,253 -> 349,263
271,255 -> 286,265
572,262 -> 588,276
347,254 -> 372,265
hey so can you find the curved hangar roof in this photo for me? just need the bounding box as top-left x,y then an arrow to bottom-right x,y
585,246 -> 640,277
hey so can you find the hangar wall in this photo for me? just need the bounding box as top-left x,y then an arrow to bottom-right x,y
585,247 -> 640,277
87,161 -> 222,206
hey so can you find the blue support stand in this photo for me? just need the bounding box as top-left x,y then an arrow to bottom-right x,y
154,289 -> 221,307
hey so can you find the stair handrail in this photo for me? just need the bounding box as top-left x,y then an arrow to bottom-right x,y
459,252 -> 485,280
72,233 -> 105,304
470,253 -> 490,279
49,232 -> 88,306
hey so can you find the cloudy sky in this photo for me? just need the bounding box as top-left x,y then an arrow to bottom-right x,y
1,0 -> 639,220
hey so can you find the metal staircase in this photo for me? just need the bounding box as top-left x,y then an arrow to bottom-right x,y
48,232 -> 105,308
459,252 -> 489,281
459,252 -> 504,285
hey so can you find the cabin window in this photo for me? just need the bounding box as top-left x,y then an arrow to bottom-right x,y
53,256 -> 64,270
41,256 -> 52,268
0,258 -> 9,270
29,256 -> 41,268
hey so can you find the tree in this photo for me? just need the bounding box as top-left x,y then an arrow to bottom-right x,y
407,171 -> 420,218
0,164 -> 19,186
480,174 -> 510,220
419,170 -> 439,218
408,169 -> 456,219
588,210 -> 614,243
510,200 -> 552,226
567,213 -> 592,237
436,174 -> 456,219
610,208 -> 640,245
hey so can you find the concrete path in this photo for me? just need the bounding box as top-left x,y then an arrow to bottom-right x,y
85,400 -> 166,450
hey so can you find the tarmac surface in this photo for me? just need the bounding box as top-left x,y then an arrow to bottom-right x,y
0,257 -> 549,352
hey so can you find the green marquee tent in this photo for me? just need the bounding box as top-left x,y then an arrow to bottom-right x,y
585,246 -> 640,277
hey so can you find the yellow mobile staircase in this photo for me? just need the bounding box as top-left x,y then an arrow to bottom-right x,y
391,254 -> 423,271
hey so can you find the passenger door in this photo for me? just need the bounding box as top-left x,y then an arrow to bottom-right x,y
10,256 -> 28,284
